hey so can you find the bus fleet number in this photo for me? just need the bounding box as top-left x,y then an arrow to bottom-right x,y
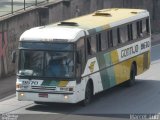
22,80 -> 39,86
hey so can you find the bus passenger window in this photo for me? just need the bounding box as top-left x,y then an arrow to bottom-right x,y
87,36 -> 97,55
132,22 -> 138,40
97,34 -> 101,51
117,28 -> 121,44
77,38 -> 85,66
100,31 -> 108,51
108,30 -> 113,48
146,18 -> 150,34
119,25 -> 128,43
140,21 -> 143,34
91,36 -> 97,54
87,38 -> 91,55
112,28 -> 118,46
127,24 -> 133,41
137,21 -> 143,38
142,19 -> 147,35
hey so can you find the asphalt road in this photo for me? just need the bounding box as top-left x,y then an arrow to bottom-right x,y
0,44 -> 160,120
0,76 -> 16,100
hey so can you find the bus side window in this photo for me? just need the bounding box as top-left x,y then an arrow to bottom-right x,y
119,25 -> 128,43
98,31 -> 108,51
127,24 -> 133,41
87,38 -> 91,55
76,38 -> 85,83
117,28 -> 121,44
91,35 -> 97,54
87,36 -> 97,56
112,28 -> 118,47
146,18 -> 150,34
108,30 -> 113,48
142,19 -> 147,36
97,34 -> 101,52
132,22 -> 138,40
77,38 -> 85,64
137,20 -> 143,38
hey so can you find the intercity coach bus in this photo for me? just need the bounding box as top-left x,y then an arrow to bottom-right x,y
15,8 -> 151,105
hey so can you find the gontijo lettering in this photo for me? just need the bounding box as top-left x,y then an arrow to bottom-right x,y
121,44 -> 139,58
120,40 -> 150,59
141,41 -> 150,50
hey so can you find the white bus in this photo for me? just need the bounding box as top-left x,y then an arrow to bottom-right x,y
16,8 -> 151,105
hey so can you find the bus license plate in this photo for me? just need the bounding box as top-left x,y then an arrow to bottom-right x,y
39,93 -> 48,98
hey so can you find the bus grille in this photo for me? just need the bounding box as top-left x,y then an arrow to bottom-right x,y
31,86 -> 56,90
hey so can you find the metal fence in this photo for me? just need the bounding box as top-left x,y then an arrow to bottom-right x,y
0,0 -> 50,17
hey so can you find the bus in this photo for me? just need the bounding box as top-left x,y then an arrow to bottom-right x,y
16,8 -> 151,105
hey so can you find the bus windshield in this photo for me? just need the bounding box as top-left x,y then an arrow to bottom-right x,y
18,50 -> 74,78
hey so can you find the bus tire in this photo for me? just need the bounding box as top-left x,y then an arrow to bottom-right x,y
81,81 -> 93,106
127,64 -> 136,86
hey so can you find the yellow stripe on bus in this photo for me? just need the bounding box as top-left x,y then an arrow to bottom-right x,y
58,81 -> 69,87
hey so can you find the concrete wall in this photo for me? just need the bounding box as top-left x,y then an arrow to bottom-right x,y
0,9 -> 42,77
0,0 -> 160,78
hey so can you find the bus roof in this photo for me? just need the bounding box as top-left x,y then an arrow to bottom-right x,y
63,8 -> 149,34
20,27 -> 84,42
20,8 -> 149,42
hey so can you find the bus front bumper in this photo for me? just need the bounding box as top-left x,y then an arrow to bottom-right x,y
16,91 -> 78,103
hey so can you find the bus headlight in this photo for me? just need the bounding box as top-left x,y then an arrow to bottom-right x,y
64,95 -> 68,99
20,93 -> 25,96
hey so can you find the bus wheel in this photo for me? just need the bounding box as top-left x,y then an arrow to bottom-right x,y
81,81 -> 93,106
127,64 -> 136,86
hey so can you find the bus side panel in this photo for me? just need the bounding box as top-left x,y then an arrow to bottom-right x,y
110,50 -> 131,85
82,57 -> 104,94
135,54 -> 144,75
98,50 -> 131,89
97,51 -> 117,90
111,50 -> 125,85
148,51 -> 151,68
136,51 -> 150,76
114,51 -> 150,84
143,51 -> 150,71
99,67 -> 117,90
97,50 -> 150,91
